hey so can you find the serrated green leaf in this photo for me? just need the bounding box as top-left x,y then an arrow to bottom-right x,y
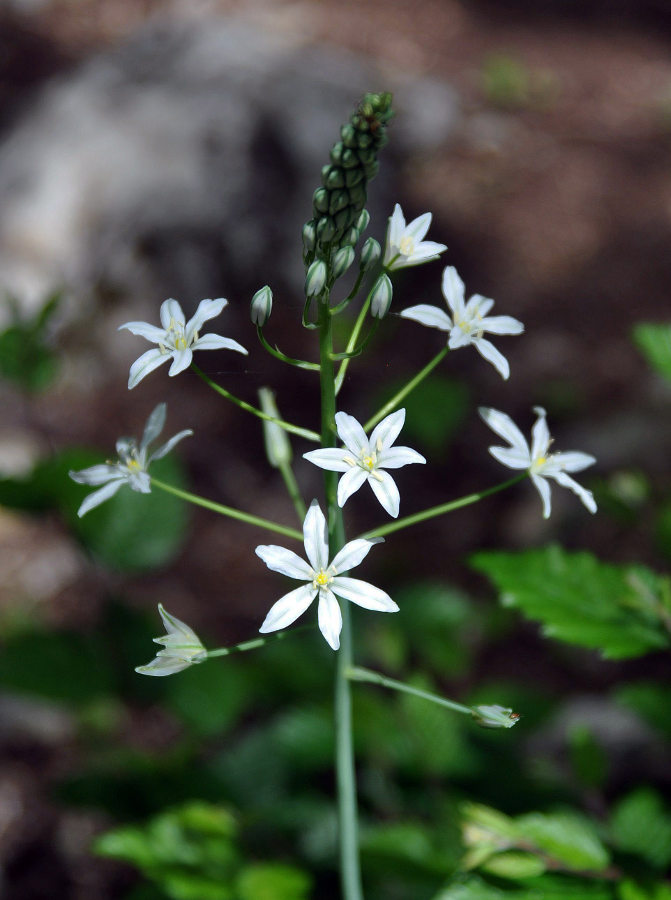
471,547 -> 670,659
633,323 -> 671,381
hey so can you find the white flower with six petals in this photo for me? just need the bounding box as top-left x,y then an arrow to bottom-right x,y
383,203 -> 447,271
119,297 -> 248,389
400,266 -> 524,379
303,409 -> 425,518
135,604 -> 207,677
256,501 -> 398,650
479,405 -> 597,519
69,403 -> 192,517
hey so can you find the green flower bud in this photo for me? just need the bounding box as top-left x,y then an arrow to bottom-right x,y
250,285 -> 273,326
313,187 -> 329,214
370,273 -> 393,319
471,705 -> 520,729
329,190 -> 350,216
356,209 -> 370,232
316,217 -> 337,243
340,227 -> 359,248
324,167 -> 345,190
345,167 -> 364,188
341,123 -> 358,148
259,388 -> 292,468
302,220 -> 316,253
332,245 -> 355,280
360,236 -> 380,271
305,259 -> 327,298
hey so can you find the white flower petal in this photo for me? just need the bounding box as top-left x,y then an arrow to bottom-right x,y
140,403 -> 167,454
149,429 -> 193,463
127,471 -> 152,493
479,408 -> 530,455
303,448 -> 350,473
400,241 -> 446,264
157,604 -> 202,643
530,472 -> 553,519
128,348 -> 168,389
331,537 -> 380,574
337,466 -> 368,507
259,583 -> 316,633
335,412 -> 369,455
303,500 -> 329,571
548,451 -> 597,473
466,295 -> 495,318
185,297 -> 228,340
369,470 -> 401,517
160,298 -> 185,329
448,327 -> 474,350
331,576 -> 399,612
168,347 -> 193,376
554,471 -> 597,513
369,409 -> 405,452
399,304 -> 451,332
377,446 -> 426,469
385,204 -> 405,259
488,446 -> 531,469
481,314 -> 524,336
69,464 -> 122,486
255,545 -> 313,580
135,656 -> 193,676
473,337 -> 511,379
118,321 -> 167,342
317,588 -> 342,650
77,478 -> 125,517
531,407 -> 550,460
442,266 -> 466,317
192,334 -> 248,355
405,211 -> 432,242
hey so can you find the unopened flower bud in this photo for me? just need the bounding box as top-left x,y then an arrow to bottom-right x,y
332,246 -> 355,280
259,387 -> 292,467
356,209 -> 370,233
302,221 -> 316,254
360,237 -> 381,272
370,273 -> 393,319
250,285 -> 273,326
305,259 -> 328,298
471,705 -> 520,729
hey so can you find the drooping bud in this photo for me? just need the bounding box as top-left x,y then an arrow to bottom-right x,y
250,285 -> 273,326
259,387 -> 292,468
471,705 -> 520,729
332,246 -> 356,280
370,273 -> 393,319
305,259 -> 327,298
360,237 -> 381,272
304,93 -> 394,261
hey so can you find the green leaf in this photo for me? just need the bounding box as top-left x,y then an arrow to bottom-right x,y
481,852 -> 546,879
471,546 -> 670,659
515,811 -> 609,872
609,788 -> 671,869
433,875 -> 614,900
633,323 -> 671,381
618,881 -> 671,900
615,682 -> 671,740
0,291 -> 60,392
235,864 -> 311,900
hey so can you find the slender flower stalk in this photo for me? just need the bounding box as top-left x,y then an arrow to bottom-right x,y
363,346 -> 448,433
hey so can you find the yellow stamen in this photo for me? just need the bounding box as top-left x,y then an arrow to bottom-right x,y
399,235 -> 415,256
314,570 -> 331,588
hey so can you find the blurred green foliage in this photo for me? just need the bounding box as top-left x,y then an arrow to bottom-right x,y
0,292 -> 60,391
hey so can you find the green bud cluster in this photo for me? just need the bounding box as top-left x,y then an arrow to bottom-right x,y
304,92 -> 393,268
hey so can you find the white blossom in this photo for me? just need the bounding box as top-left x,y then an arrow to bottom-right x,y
303,409 -> 425,518
383,203 -> 447,271
119,297 -> 248,389
135,604 -> 206,676
479,406 -> 597,519
256,501 -> 398,650
400,266 -> 524,379
69,403 -> 192,516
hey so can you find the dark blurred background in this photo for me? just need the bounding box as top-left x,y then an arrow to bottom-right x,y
1,1 -> 671,898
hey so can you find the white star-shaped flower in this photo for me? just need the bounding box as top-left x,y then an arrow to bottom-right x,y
69,403 -> 192,517
479,406 -> 597,519
256,501 -> 398,650
119,297 -> 248,389
383,203 -> 447,271
303,409 -> 425,518
135,604 -> 207,676
400,266 -> 524,379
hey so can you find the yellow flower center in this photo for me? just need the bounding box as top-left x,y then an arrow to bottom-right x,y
313,569 -> 332,588
361,454 -> 376,471
174,335 -> 188,350
399,235 -> 415,256
126,458 -> 142,471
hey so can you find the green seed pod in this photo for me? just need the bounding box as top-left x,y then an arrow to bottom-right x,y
332,245 -> 356,279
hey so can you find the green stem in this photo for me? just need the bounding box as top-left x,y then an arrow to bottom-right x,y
363,346 -> 448,432
334,287 -> 374,395
359,474 -> 528,541
347,667 -> 473,716
191,363 -> 320,443
206,624 -> 314,658
279,461 -> 307,521
256,325 -> 320,371
319,298 -> 363,900
150,477 -> 303,541
330,320 -> 380,361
